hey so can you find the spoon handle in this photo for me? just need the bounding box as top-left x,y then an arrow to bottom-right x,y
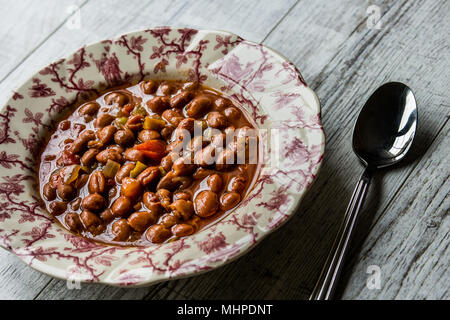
310,166 -> 373,300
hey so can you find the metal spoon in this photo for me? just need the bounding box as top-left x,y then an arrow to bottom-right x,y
310,82 -> 418,300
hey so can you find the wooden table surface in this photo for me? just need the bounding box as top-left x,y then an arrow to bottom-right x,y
0,0 -> 448,300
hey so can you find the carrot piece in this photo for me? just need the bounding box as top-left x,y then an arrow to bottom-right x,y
140,150 -> 164,161
122,103 -> 135,114
134,140 -> 166,153
134,140 -> 167,161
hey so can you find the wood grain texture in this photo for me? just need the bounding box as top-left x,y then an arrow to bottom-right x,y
0,0 -> 86,81
0,0 -> 448,300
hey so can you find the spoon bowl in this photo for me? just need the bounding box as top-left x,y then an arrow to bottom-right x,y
353,82 -> 418,168
311,82 -> 418,299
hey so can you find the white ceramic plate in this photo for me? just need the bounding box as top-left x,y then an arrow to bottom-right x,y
0,27 -> 324,286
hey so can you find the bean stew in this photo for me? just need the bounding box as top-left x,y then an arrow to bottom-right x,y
38,80 -> 259,245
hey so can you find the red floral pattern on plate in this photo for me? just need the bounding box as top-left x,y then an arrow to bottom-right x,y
0,28 -> 324,287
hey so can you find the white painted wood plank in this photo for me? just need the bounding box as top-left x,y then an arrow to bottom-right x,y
0,250 -> 51,299
0,0 -> 85,81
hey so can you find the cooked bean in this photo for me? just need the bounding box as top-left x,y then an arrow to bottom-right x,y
64,138 -> 74,145
160,212 -> 181,228
100,208 -> 114,223
81,149 -> 99,167
167,140 -> 183,153
172,156 -> 196,176
111,196 -> 132,217
207,174 -> 223,193
124,148 -> 145,162
172,224 -> 195,237
94,113 -> 115,128
185,96 -> 211,117
111,219 -> 131,241
126,115 -> 144,132
224,125 -> 236,136
120,177 -> 142,199
57,182 -> 76,201
162,109 -> 184,126
65,212 -> 83,232
69,197 -> 81,211
210,132 -> 226,147
145,224 -> 172,243
215,141 -> 237,170
128,211 -> 158,232
70,130 -> 95,154
156,188 -> 171,200
113,129 -> 134,147
107,144 -> 124,154
143,191 -> 158,206
115,163 -> 135,183
159,82 -> 175,95
146,96 -> 170,113
177,117 -> 195,133
183,81 -> 198,91
192,168 -> 216,180
160,125 -> 175,139
82,193 -> 106,211
98,125 -> 117,144
156,188 -> 171,209
78,102 -> 100,116
173,192 -> 191,201
194,144 -> 216,167
87,139 -> 104,149
215,97 -> 232,109
170,91 -> 193,108
43,182 -> 56,201
80,210 -> 99,226
137,166 -> 160,186
74,123 -> 87,133
140,80 -> 157,94
59,120 -> 71,131
88,171 -> 106,194
48,201 -> 67,215
174,122 -> 195,141
133,202 -> 142,211
108,186 -> 118,199
194,190 -> 219,218
74,174 -> 89,189
220,192 -> 241,211
160,154 -> 174,172
170,199 -> 194,220
224,107 -> 240,121
156,171 -> 191,191
143,192 -> 164,214
188,135 -> 207,152
228,175 -> 247,193
138,129 -> 160,142
156,171 -> 177,191
104,92 -> 129,106
236,125 -> 256,140
44,154 -> 57,161
206,111 -> 227,128
96,149 -> 123,164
